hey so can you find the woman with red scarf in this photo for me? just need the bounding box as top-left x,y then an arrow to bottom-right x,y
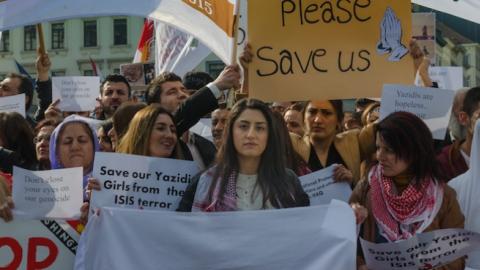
350,112 -> 465,270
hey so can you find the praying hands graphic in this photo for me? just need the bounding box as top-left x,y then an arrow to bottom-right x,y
376,7 -> 408,62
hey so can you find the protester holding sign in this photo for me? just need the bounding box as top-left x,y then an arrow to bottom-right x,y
0,73 -> 35,127
0,112 -> 37,174
350,112 -> 465,270
290,100 -> 376,185
49,115 -> 100,201
191,99 -> 309,211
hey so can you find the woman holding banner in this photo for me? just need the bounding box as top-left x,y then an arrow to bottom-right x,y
191,98 -> 309,211
83,104 -> 185,223
350,112 -> 465,270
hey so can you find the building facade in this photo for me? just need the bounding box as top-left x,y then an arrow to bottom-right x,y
0,16 -> 145,78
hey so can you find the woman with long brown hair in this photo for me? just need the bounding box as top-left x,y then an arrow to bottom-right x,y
192,99 -> 309,211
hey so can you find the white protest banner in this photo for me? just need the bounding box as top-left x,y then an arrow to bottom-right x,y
361,229 -> 480,270
0,93 -> 25,117
90,152 -> 199,211
0,219 -> 81,270
415,66 -> 464,91
52,76 -> 99,112
0,0 -> 238,65
12,166 -> 83,220
299,165 -> 352,206
412,0 -> 480,25
189,118 -> 213,142
380,84 -> 455,140
80,201 -> 356,270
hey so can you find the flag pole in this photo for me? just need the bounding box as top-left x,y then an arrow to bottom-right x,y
36,23 -> 46,55
227,0 -> 243,108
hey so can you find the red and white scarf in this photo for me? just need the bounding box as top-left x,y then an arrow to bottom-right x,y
192,167 -> 238,212
369,164 -> 443,242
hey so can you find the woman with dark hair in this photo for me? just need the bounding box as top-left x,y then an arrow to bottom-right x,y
0,112 -> 37,173
350,112 -> 464,270
291,100 -> 376,185
191,98 -> 309,211
34,118 -> 60,170
97,119 -> 113,152
108,102 -> 147,151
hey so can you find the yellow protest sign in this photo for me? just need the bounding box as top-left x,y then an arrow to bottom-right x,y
248,0 -> 414,101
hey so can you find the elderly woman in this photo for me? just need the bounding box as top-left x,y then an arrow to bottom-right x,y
350,112 -> 465,270
50,115 -> 99,200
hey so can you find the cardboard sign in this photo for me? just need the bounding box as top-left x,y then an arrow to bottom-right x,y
361,229 -> 480,270
52,76 -> 99,112
299,165 -> 352,205
248,0 -> 413,101
412,13 -> 436,64
380,84 -> 455,140
0,219 -> 80,270
12,167 -> 83,220
0,94 -> 25,117
90,152 -> 199,211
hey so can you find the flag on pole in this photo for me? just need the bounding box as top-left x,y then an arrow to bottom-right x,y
14,59 -> 35,86
89,57 -> 103,80
0,0 -> 239,64
133,19 -> 154,63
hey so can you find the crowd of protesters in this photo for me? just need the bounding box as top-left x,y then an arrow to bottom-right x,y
0,40 -> 479,270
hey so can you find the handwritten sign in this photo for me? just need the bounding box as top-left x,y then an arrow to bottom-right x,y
0,94 -> 25,117
90,152 -> 199,211
299,165 -> 352,206
380,84 -> 455,140
361,229 -> 480,270
12,167 -> 83,220
248,0 -> 413,101
52,76 -> 99,112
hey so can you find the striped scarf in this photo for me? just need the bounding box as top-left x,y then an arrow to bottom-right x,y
192,168 -> 238,212
369,164 -> 441,242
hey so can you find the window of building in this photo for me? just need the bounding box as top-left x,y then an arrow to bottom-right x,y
84,20 -> 97,47
206,61 -> 225,79
24,25 -> 36,51
0,30 -> 9,52
84,70 -> 94,76
113,18 -> 127,45
113,68 -> 120,74
51,23 -> 65,49
52,70 -> 66,76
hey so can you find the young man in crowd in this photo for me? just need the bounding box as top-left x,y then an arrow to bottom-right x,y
0,73 -> 35,127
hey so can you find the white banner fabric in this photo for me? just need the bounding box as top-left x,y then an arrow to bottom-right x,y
81,201 -> 356,270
